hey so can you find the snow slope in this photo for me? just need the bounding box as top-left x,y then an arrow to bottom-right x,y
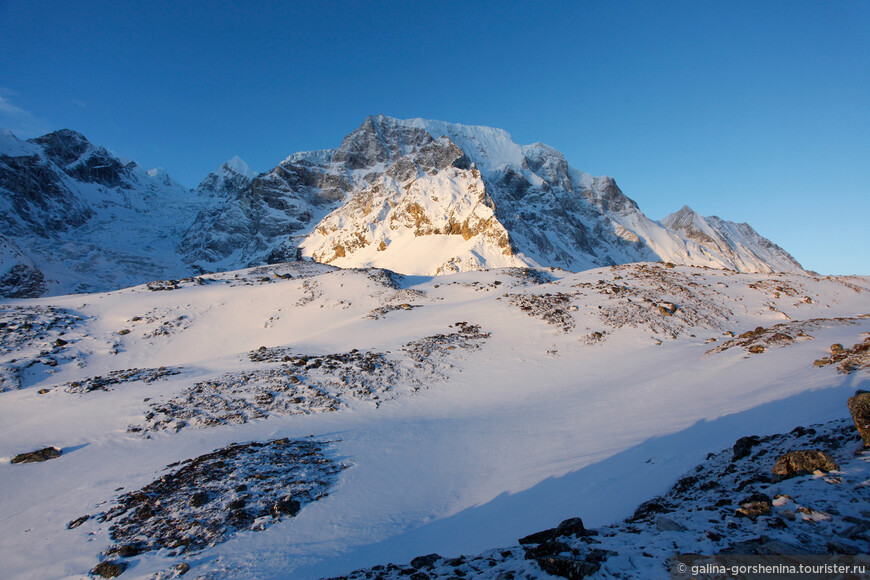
0,263 -> 867,579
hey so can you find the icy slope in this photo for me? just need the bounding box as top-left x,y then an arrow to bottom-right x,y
0,263 -> 867,579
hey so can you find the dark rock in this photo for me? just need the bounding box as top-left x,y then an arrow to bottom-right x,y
11,446 -> 61,464
736,492 -> 772,520
410,554 -> 441,569
767,517 -> 788,530
732,435 -> 761,461
827,538 -> 862,555
790,426 -> 816,437
106,542 -> 145,558
735,473 -> 771,491
629,498 -> 671,522
771,450 -> 840,482
523,540 -> 571,560
555,517 -> 587,537
519,528 -> 557,545
272,497 -> 301,517
189,492 -> 209,507
672,475 -> 698,495
91,560 -> 127,578
535,555 -> 601,579
172,562 -> 190,576
720,536 -> 811,555
847,392 -> 870,446
67,515 -> 89,529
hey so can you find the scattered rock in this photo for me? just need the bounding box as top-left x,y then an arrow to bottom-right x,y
83,439 -> 344,558
63,367 -> 182,394
509,292 -> 576,332
11,446 -> 61,464
813,336 -> 870,373
771,450 -> 839,482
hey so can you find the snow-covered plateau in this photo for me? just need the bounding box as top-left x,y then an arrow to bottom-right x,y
1,261 -> 869,579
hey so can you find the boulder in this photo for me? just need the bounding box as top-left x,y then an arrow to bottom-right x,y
732,435 -> 761,461
11,446 -> 61,464
535,555 -> 600,579
519,517 -> 589,545
847,392 -> 870,446
523,540 -> 571,560
771,450 -> 839,482
736,492 -> 772,520
410,554 -> 441,569
91,561 -> 126,578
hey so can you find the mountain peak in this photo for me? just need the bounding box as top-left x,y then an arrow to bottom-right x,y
220,156 -> 256,178
28,129 -> 94,166
195,156 -> 257,198
662,205 -> 701,229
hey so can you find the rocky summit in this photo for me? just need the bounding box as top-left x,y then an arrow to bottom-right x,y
2,117 -> 803,298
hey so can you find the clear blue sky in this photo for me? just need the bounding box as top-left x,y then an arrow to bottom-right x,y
1,0 -> 867,274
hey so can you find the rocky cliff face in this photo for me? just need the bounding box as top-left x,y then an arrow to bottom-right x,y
0,234 -> 46,298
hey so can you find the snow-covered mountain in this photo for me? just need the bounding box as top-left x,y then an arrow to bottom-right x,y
1,117 -> 805,297
661,205 -> 804,274
0,129 -> 214,295
182,115 -> 804,276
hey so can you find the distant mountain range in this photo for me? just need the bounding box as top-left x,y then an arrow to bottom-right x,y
0,117 -> 803,297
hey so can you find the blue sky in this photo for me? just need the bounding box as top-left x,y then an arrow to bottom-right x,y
1,0 -> 867,274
